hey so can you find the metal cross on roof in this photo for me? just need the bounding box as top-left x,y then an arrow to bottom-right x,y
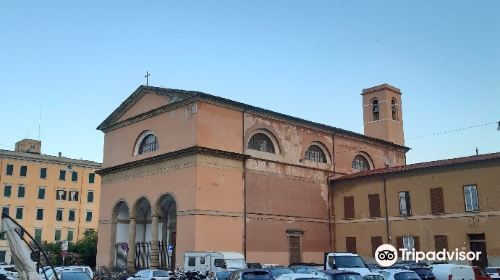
145,71 -> 150,86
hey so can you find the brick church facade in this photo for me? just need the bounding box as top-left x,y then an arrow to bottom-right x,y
95,83 -> 408,271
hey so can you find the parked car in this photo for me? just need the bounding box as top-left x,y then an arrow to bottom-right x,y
276,273 -> 327,280
0,272 -> 14,280
228,269 -> 272,280
392,265 -> 435,280
324,253 -> 371,276
377,269 -> 421,280
59,266 -> 94,279
263,267 -> 295,279
322,270 -> 363,280
127,269 -> 173,280
58,271 -> 92,280
248,264 -> 264,269
0,265 -> 18,279
485,268 -> 500,280
184,252 -> 247,274
216,271 -> 233,280
429,264 -> 474,280
473,267 -> 491,280
288,266 -> 321,275
363,273 -> 385,280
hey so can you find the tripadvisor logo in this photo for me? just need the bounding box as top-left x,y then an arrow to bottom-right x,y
374,244 -> 482,267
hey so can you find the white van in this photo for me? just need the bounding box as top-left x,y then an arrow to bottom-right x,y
429,264 -> 474,280
324,252 -> 372,276
184,251 -> 247,274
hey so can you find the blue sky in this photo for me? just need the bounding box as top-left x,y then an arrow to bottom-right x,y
0,1 -> 498,164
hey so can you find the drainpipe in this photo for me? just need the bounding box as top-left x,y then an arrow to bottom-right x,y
383,177 -> 391,244
329,181 -> 336,252
242,111 -> 247,258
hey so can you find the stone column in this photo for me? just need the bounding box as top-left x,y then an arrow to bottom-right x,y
127,217 -> 137,273
150,215 -> 160,268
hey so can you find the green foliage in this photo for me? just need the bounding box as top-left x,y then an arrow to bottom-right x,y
40,230 -> 97,268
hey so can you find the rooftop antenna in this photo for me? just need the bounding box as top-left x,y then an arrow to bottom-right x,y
145,71 -> 150,86
37,106 -> 42,141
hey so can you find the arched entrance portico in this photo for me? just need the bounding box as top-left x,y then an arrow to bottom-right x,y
115,195 -> 177,272
133,197 -> 152,270
155,194 -> 177,271
111,201 -> 130,270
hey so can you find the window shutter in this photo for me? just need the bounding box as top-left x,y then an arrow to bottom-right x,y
369,194 -> 381,217
371,236 -> 383,257
346,237 -> 357,253
434,235 -> 448,251
396,236 -> 404,256
414,236 -> 420,251
430,188 -> 445,214
405,193 -> 412,215
344,196 -> 355,219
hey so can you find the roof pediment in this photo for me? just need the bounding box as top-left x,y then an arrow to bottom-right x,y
97,85 -> 196,131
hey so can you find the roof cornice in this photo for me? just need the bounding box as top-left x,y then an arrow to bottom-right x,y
97,86 -> 410,152
0,150 -> 101,168
96,146 -> 249,176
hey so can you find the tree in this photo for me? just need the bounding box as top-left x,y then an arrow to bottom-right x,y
40,230 -> 97,268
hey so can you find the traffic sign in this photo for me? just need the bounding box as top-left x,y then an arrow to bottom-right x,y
61,240 -> 69,251
121,242 -> 129,253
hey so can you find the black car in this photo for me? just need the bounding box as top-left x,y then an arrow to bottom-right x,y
406,267 -> 435,280
322,270 -> 363,280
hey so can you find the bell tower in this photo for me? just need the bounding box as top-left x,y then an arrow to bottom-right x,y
362,83 -> 404,146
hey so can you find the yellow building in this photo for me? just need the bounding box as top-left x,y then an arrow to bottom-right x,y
0,139 -> 101,264
330,152 -> 500,267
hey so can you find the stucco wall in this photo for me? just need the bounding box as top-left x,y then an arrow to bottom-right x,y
102,102 -> 198,168
333,160 -> 500,265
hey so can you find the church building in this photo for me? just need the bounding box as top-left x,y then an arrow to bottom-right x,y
95,83 -> 408,271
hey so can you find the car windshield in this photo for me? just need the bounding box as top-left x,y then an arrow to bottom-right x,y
329,273 -> 362,280
40,269 -> 55,280
412,268 -> 433,277
269,268 -> 294,277
363,275 -> 384,280
153,271 -> 170,277
61,272 -> 91,280
293,268 -> 318,274
485,268 -> 499,273
242,272 -> 271,280
296,278 -> 325,280
333,256 -> 367,268
217,271 -> 232,280
394,272 -> 420,280
226,259 -> 247,269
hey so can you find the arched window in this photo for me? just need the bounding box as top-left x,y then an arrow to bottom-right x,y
138,134 -> 159,155
352,155 -> 370,172
305,145 -> 327,163
372,99 -> 380,121
248,133 -> 275,153
391,98 -> 398,121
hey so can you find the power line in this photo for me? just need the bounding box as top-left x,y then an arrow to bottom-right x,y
405,121 -> 498,141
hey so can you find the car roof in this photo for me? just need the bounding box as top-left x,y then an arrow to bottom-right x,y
327,253 -> 359,257
278,273 -> 327,279
234,269 -> 270,273
379,269 -> 415,273
323,270 -> 360,275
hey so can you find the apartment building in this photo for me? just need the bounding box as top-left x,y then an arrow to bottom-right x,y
331,152 -> 500,267
0,139 -> 101,264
